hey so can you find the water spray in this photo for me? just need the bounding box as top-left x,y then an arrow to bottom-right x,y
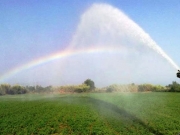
71,3 -> 179,71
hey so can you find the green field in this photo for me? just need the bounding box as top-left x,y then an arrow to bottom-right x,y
0,93 -> 180,135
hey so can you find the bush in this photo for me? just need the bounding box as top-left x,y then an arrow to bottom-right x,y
59,85 -> 76,92
11,85 -> 27,94
74,84 -> 90,93
152,85 -> 166,92
106,87 -> 114,92
138,84 -> 153,92
106,84 -> 118,92
59,84 -> 90,93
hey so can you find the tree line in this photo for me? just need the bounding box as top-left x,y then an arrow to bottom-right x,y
102,81 -> 180,93
0,80 -> 180,96
0,79 -> 95,95
0,84 -> 27,95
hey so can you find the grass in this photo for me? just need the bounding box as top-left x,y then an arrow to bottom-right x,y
0,92 -> 180,135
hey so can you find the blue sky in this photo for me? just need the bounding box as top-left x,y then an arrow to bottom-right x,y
0,0 -> 180,86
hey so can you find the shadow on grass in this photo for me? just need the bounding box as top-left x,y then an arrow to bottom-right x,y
59,96 -> 163,134
88,97 -> 163,135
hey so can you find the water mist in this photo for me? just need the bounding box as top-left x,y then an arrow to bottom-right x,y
71,3 -> 179,70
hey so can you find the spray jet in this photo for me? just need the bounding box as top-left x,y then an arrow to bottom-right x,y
177,70 -> 180,78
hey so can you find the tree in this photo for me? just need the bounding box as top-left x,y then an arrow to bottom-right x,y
0,84 -> 11,95
84,79 -> 95,90
11,85 -> 27,94
152,85 -> 166,92
167,81 -> 180,92
0,87 -> 6,95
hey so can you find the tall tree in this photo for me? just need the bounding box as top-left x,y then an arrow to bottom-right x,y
84,79 -> 95,90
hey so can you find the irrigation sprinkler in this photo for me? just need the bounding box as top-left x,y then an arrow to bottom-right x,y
177,70 -> 180,78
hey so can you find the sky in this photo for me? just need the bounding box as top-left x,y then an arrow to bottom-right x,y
0,0 -> 180,87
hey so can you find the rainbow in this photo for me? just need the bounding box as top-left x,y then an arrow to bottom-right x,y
0,47 -> 123,83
